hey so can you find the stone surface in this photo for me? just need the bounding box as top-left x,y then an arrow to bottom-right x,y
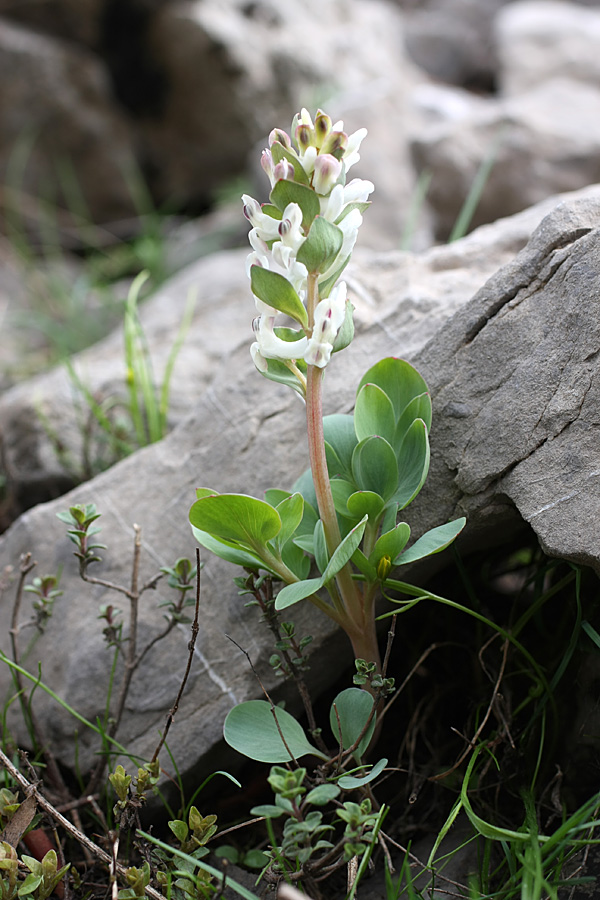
0,17 -> 138,228
411,78 -> 600,240
0,0 -> 105,47
495,0 -> 600,96
2,186 -> 600,780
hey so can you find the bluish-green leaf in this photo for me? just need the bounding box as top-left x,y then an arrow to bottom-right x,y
189,493 -> 281,551
313,519 -> 329,574
191,526 -> 273,572
351,548 -> 377,581
393,419 -> 430,509
275,577 -> 323,611
394,392 -> 432,449
296,216 -> 343,274
330,479 -> 356,521
281,539 -> 311,580
270,179 -> 320,232
249,804 -> 285,818
346,491 -> 385,523
322,515 -> 368,583
357,358 -> 429,423
275,493 -> 304,551
368,522 -> 411,568
329,688 -> 375,759
323,414 -> 357,479
293,533 -> 314,554
305,784 -> 341,806
352,436 -> 398,501
250,266 -> 307,327
395,518 -> 466,566
292,467 -> 317,511
354,383 -> 396,444
224,700 -> 327,763
337,757 -> 388,789
264,489 -> 290,507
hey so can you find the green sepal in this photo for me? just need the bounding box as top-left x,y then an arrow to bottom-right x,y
250,266 -> 308,327
395,518 -> 466,566
270,141 -> 310,185
296,216 -> 343,274
354,383 -> 396,445
270,179 -> 320,232
352,436 -> 399,501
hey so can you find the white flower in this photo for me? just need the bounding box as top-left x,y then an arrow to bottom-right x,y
253,315 -> 308,362
304,282 -> 348,368
343,127 -> 368,172
277,203 -> 304,251
250,341 -> 269,373
242,194 -> 280,241
313,154 -> 342,195
319,178 -> 374,223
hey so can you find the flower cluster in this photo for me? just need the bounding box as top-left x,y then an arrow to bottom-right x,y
242,108 -> 373,391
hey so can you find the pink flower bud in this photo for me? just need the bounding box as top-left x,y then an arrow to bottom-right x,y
269,128 -> 291,148
312,154 -> 342,195
261,149 -> 275,185
273,158 -> 294,182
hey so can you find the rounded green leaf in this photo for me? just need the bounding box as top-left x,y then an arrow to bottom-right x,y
347,491 -> 385,523
250,266 -> 308,327
329,688 -> 375,759
275,577 -> 323,611
224,700 -> 327,763
330,479 -> 356,521
394,392 -> 432,448
394,518 -> 466,566
275,493 -> 304,551
323,414 -> 358,479
368,522 -> 411,568
305,784 -> 341,806
296,216 -> 343,274
393,419 -> 430,509
357,358 -> 429,423
189,494 -> 281,551
354,383 -> 396,444
351,436 -> 398,501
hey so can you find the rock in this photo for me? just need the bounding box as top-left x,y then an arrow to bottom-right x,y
0,0 -> 105,47
0,187 -> 576,517
411,78 -> 600,240
0,18 -> 138,229
495,0 -> 600,96
2,186 -> 600,780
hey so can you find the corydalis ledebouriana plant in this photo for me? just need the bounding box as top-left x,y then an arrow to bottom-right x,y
242,108 -> 374,393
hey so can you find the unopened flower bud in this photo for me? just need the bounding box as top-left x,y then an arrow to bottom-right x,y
313,154 -> 342,195
269,128 -> 291,148
261,149 -> 275,185
273,158 -> 294,182
321,130 -> 348,160
376,555 -> 392,582
314,110 -> 332,147
295,123 -> 314,152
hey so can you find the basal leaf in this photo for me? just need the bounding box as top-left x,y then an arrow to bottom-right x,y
250,266 -> 308,327
191,526 -> 272,572
357,358 -> 429,423
224,700 -> 327,763
264,489 -> 291,508
351,436 -> 398,501
330,478 -> 356,521
281,540 -> 311,580
354,383 -> 396,444
275,493 -> 304,551
329,688 -> 375,759
189,494 -> 281,552
313,519 -> 329,575
323,414 -> 357,480
394,392 -> 432,449
296,216 -> 343,274
395,518 -> 466,566
393,419 -> 430,509
368,522 -> 411,569
346,491 -> 385,523
322,515 -> 368,583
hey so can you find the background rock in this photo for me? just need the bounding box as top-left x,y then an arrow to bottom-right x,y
1,186 -> 600,781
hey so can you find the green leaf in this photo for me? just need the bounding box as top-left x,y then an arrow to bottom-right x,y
253,355 -> 306,397
264,489 -> 290,507
305,784 -> 341,806
394,392 -> 432,447
323,413 -> 358,478
318,254 -> 351,298
369,522 -> 411,568
330,479 -> 356,521
351,548 -> 377,581
293,467 -> 318,512
18,873 -> 42,896
329,688 -> 375,759
189,493 -> 281,553
249,804 -> 285,818
395,518 -> 466,566
270,179 -> 320,232
352,436 -> 398,501
322,515 -> 368,583
335,201 -> 371,223
296,216 -> 343,274
270,142 -> 310,185
259,203 -> 282,219
191,526 -> 272,572
337,757 -> 387,789
224,700 -> 327,763
250,266 -> 308,327
347,491 -> 385,523
354,383 -> 396,445
281,539 -> 311,580
393,419 -> 430,509
358,358 -> 429,423
275,493 -> 304,551
275,577 -> 323,610
313,519 -> 329,574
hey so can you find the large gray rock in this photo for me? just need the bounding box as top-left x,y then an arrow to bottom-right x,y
2,186 -> 600,780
